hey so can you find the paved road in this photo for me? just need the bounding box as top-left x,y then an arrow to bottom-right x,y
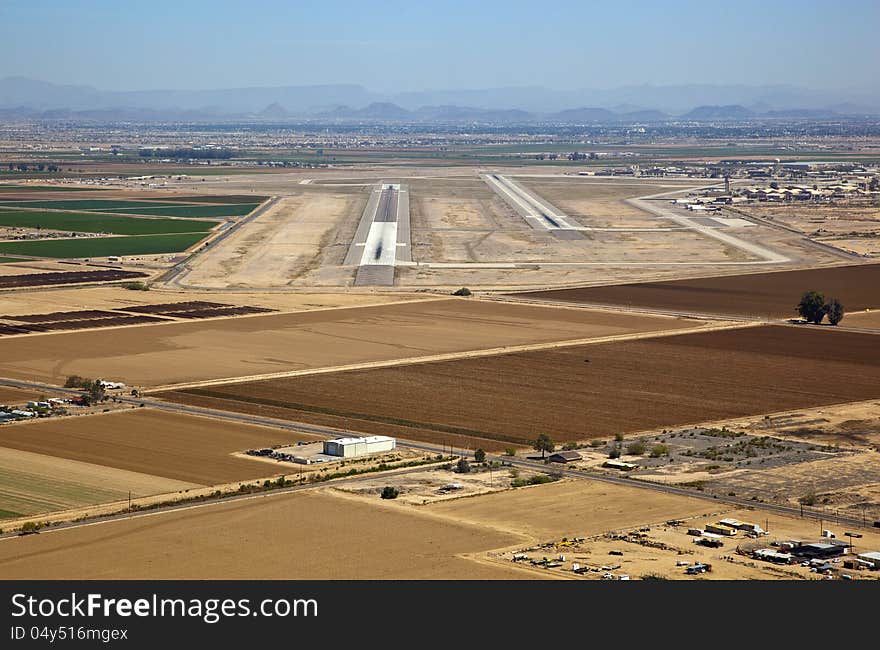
1,375 -> 874,534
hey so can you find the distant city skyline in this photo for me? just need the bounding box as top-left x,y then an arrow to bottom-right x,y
1,0 -> 878,94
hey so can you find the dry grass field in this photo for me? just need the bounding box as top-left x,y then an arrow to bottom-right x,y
0,385 -> 45,404
0,409 -> 316,485
516,263 -> 880,317
0,489 -> 536,579
517,177 -> 699,227
0,446 -> 197,518
429,479 -> 711,541
0,298 -> 697,387
181,192 -> 367,289
162,325 -> 880,449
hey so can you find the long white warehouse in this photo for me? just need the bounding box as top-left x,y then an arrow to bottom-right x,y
323,435 -> 396,458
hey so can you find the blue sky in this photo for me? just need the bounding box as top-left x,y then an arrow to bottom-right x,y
0,0 -> 877,91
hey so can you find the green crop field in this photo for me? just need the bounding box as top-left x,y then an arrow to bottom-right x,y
0,257 -> 29,263
0,233 -> 208,258
0,469 -> 129,517
107,203 -> 260,217
0,199 -> 195,211
0,210 -> 215,235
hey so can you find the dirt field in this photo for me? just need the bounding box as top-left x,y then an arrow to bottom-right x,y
515,263 -> 880,317
162,325 -> 880,449
0,446 -> 197,518
844,311 -> 880,330
0,298 -> 697,387
0,409 -> 318,485
429,479 -> 711,541
0,489 -> 535,579
181,192 -> 366,288
517,177 -> 703,227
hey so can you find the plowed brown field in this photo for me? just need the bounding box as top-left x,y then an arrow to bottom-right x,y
161,325 -> 880,450
0,298 -> 694,386
515,263 -> 880,317
0,409 -> 316,485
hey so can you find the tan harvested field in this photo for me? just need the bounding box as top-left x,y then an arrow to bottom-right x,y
0,386 -> 45,404
180,192 -> 367,289
516,263 -> 880,317
0,489 -> 536,579
0,284 -> 424,316
0,409 -> 317,485
0,446 -> 197,518
162,325 -> 880,450
0,298 -> 697,387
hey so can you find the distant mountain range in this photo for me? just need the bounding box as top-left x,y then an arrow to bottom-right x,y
1,77 -> 878,123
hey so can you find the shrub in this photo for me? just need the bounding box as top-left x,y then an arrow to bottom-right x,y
798,490 -> 817,506
614,433 -> 624,442
452,287 -> 471,296
380,486 -> 399,500
626,440 -> 647,455
504,447 -> 517,456
474,448 -> 486,463
649,444 -> 669,458
120,281 -> 150,291
456,458 -> 471,474
608,447 -> 621,459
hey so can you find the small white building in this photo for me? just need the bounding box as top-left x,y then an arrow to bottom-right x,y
322,435 -> 396,458
858,551 -> 880,569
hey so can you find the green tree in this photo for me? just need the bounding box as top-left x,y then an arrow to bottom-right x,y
474,448 -> 486,463
825,298 -> 845,326
797,291 -> 826,324
608,446 -> 621,459
533,433 -> 555,458
64,375 -> 85,388
380,486 -> 399,500
87,380 -> 106,403
456,458 -> 471,474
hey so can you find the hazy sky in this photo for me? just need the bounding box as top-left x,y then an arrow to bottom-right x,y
1,0 -> 877,91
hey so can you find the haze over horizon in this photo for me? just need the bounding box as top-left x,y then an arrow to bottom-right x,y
1,0 -> 878,95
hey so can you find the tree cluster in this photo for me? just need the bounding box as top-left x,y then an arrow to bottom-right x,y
797,291 -> 845,325
6,162 -> 60,172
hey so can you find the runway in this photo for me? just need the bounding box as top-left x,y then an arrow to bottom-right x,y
346,183 -> 411,286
